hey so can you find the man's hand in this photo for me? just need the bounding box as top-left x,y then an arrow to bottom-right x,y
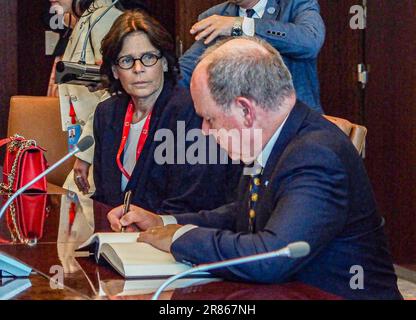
190,15 -> 241,45
107,204 -> 163,232
137,224 -> 182,252
73,158 -> 91,194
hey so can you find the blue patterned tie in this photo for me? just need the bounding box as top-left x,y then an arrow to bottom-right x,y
246,9 -> 256,18
248,165 -> 263,233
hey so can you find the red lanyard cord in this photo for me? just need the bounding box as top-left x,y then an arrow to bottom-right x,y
69,97 -> 77,125
116,100 -> 152,180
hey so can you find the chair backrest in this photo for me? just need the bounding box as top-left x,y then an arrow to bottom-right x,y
323,115 -> 367,156
7,96 -> 74,186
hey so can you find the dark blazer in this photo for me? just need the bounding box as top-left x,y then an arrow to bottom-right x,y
92,81 -> 242,212
171,101 -> 402,300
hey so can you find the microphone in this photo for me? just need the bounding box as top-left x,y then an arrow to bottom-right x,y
151,241 -> 310,300
55,0 -> 120,86
55,62 -> 101,86
0,136 -> 94,222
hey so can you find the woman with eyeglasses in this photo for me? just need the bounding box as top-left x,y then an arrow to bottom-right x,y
93,11 -> 242,213
51,0 -> 149,195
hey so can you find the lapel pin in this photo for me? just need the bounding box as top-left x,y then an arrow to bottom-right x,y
267,7 -> 276,14
264,180 -> 269,186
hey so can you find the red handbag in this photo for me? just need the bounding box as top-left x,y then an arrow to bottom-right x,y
1,194 -> 49,244
0,134 -> 48,194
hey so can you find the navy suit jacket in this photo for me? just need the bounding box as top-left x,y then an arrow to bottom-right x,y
179,0 -> 325,112
92,81 -> 242,213
171,101 -> 402,300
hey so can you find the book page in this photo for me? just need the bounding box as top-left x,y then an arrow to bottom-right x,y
101,242 -> 192,278
77,232 -> 140,259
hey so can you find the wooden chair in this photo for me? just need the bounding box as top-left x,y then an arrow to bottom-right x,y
323,115 -> 367,157
7,96 -> 73,189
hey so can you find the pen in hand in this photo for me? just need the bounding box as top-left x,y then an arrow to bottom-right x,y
121,190 -> 132,233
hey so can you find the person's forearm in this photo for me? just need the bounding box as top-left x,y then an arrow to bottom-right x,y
254,17 -> 325,59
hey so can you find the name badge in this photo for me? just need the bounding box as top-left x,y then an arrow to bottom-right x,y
67,124 -> 82,152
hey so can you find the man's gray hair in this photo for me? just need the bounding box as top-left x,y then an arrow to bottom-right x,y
200,36 -> 295,111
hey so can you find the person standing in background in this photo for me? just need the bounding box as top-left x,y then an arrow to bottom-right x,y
179,0 -> 326,113
52,0 -> 122,194
43,9 -> 76,97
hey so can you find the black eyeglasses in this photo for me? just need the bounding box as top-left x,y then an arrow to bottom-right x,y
115,52 -> 163,69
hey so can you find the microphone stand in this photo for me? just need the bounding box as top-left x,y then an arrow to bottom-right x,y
151,242 -> 309,300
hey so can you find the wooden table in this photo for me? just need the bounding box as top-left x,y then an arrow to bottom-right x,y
0,193 -> 341,300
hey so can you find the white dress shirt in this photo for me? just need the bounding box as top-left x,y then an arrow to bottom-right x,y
239,0 -> 268,36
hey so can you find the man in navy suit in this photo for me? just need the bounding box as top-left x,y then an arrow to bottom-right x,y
179,0 -> 325,112
108,37 -> 402,299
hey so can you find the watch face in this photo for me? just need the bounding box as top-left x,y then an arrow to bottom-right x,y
231,26 -> 243,36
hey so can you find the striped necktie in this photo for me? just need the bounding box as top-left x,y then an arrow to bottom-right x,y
248,165 -> 263,233
245,8 -> 256,18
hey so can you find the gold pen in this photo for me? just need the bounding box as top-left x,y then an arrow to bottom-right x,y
121,190 -> 132,232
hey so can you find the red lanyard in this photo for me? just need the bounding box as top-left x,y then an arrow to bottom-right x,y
69,97 -> 77,124
116,100 -> 152,180
68,202 -> 76,233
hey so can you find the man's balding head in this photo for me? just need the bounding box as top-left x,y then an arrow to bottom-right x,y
191,36 -> 295,112
189,37 -> 296,164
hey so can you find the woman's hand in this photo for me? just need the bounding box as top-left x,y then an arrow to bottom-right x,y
73,158 -> 91,194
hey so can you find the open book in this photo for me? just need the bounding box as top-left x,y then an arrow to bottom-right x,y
77,233 -> 206,279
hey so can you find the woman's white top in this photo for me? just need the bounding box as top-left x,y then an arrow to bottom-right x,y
121,118 -> 146,192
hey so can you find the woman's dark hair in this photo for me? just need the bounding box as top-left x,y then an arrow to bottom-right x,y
100,10 -> 178,95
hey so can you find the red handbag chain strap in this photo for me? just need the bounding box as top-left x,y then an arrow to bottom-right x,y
6,201 -> 25,243
0,135 -> 38,194
4,195 -> 48,244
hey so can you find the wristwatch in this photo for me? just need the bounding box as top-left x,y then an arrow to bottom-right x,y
231,18 -> 243,36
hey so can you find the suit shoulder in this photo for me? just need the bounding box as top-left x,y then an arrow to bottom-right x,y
95,95 -> 125,117
285,114 -> 360,170
165,86 -> 197,120
169,85 -> 193,105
